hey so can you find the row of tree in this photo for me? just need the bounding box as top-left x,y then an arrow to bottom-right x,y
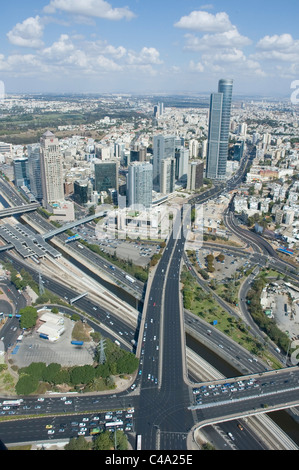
65,431 -> 128,451
246,275 -> 291,354
15,337 -> 139,395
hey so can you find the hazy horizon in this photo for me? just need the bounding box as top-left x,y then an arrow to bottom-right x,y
1,1 -> 299,101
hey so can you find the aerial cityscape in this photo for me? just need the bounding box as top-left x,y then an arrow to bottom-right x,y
0,0 -> 299,454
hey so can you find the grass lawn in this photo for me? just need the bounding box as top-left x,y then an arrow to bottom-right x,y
181,267 -> 281,369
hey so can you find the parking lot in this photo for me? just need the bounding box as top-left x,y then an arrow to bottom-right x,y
272,292 -> 299,341
9,317 -> 95,368
76,223 -> 161,267
195,248 -> 252,282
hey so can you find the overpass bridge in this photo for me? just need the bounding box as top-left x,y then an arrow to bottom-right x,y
189,368 -> 299,443
0,202 -> 40,218
42,210 -> 107,240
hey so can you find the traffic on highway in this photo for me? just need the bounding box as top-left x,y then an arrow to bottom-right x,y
0,147 -> 299,451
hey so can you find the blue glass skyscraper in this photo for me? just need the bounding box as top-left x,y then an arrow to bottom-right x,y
206,79 -> 233,180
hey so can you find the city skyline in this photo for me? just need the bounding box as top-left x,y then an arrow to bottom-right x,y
0,1 -> 299,97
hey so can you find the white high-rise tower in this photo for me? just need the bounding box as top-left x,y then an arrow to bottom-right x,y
40,131 -> 64,209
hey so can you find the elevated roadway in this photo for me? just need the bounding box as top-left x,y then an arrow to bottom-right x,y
42,210 -> 108,240
0,202 -> 40,218
1,152 -> 299,449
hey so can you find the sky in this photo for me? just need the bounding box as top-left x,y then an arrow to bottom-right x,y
1,0 -> 299,97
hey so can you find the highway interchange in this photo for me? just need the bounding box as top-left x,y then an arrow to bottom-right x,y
0,147 -> 299,450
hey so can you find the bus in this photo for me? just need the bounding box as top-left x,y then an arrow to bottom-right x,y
2,399 -> 23,406
136,435 -> 142,450
105,420 -> 123,429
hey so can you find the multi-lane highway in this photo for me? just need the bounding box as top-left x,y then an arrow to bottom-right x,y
1,147 -> 299,450
0,177 -> 144,301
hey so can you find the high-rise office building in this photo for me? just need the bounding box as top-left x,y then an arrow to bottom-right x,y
187,161 -> 204,191
127,162 -> 153,209
154,102 -> 164,118
27,144 -> 43,201
73,180 -> 92,205
160,158 -> 175,194
189,139 -> 200,159
13,157 -> 30,188
94,161 -> 119,193
206,79 -> 233,179
40,131 -> 64,209
153,135 -> 175,190
175,147 -> 189,182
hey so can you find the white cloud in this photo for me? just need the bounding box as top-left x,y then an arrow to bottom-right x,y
174,11 -> 234,33
7,16 -> 44,48
126,47 -> 163,66
44,0 -> 136,21
184,29 -> 251,51
188,48 -> 265,79
0,28 -> 164,82
83,40 -> 127,59
252,34 -> 299,67
206,48 -> 246,64
94,55 -> 122,71
256,34 -> 295,51
175,9 -> 265,81
0,53 -> 45,75
42,34 -> 75,59
189,60 -> 204,73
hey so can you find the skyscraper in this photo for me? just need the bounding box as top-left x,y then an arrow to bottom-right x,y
187,161 -> 204,191
175,146 -> 189,182
206,79 -> 233,180
153,135 -> 175,190
160,158 -> 175,194
94,161 -> 119,193
40,131 -> 64,209
13,157 -> 29,188
28,144 -> 43,201
127,162 -> 153,209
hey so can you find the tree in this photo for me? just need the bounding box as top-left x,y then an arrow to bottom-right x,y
42,363 -> 61,383
16,375 -> 38,395
53,369 -> 70,385
70,365 -> 95,386
19,306 -> 38,329
114,430 -> 128,450
20,362 -> 47,380
65,436 -> 92,451
93,431 -> 114,450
